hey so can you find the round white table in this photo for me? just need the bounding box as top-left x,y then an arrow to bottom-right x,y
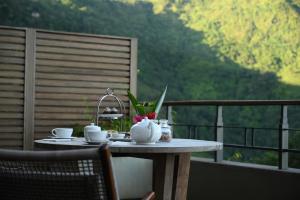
35,138 -> 222,200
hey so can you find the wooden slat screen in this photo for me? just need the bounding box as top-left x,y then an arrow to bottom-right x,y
0,27 -> 26,149
0,26 -> 137,149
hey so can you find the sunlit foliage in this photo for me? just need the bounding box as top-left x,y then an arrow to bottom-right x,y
145,0 -> 300,85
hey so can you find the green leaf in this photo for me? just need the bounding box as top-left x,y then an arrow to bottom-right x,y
136,104 -> 146,115
144,105 -> 155,114
127,90 -> 138,105
127,90 -> 141,114
154,85 -> 168,116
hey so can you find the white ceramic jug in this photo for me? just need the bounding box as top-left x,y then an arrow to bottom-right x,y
130,117 -> 161,144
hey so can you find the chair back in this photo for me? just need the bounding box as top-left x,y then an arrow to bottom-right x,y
0,145 -> 118,200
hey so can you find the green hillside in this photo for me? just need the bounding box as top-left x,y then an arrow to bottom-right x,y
0,0 -> 299,166
148,0 -> 300,86
1,0 -> 299,98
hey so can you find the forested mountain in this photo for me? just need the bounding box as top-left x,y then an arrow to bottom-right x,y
0,0 -> 299,166
148,0 -> 300,85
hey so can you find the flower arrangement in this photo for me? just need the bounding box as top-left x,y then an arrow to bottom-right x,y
128,86 -> 167,123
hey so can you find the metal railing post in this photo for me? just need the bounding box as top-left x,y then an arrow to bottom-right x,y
214,106 -> 224,162
167,106 -> 173,124
166,105 -> 174,136
279,105 -> 289,170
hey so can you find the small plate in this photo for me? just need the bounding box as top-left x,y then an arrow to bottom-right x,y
42,138 -> 73,142
49,136 -> 77,139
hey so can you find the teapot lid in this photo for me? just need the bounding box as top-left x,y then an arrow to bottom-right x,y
87,123 -> 97,127
84,123 -> 101,131
135,117 -> 150,126
141,117 -> 150,122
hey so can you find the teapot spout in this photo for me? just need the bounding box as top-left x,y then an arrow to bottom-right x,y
147,121 -> 161,143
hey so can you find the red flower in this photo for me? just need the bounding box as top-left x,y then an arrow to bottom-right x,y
133,112 -> 157,123
133,115 -> 144,123
146,112 -> 156,119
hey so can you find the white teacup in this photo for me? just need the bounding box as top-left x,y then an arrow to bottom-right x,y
85,130 -> 107,142
51,128 -> 73,138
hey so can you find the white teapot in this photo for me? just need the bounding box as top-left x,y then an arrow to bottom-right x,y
130,117 -> 161,144
84,123 -> 101,142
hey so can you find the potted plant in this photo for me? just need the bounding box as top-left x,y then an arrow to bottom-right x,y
127,86 -> 168,123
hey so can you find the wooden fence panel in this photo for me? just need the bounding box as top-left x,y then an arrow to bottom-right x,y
0,27 -> 25,149
34,30 -> 134,142
0,26 -> 137,149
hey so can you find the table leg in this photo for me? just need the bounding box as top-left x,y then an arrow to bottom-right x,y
172,153 -> 191,200
153,153 -> 191,200
153,154 -> 176,200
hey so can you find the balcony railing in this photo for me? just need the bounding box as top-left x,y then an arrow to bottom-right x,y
163,100 -> 300,170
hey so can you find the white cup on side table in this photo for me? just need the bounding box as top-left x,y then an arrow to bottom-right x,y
85,130 -> 107,142
51,128 -> 73,138
84,123 -> 104,142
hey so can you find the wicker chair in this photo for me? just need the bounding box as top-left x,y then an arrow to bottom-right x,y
0,145 -> 155,200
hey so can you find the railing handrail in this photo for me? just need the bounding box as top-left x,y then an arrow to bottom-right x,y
163,100 -> 300,169
169,123 -> 300,132
164,100 -> 300,106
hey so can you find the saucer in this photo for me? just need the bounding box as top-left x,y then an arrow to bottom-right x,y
111,133 -> 125,139
109,138 -> 132,142
49,136 -> 76,139
86,140 -> 109,145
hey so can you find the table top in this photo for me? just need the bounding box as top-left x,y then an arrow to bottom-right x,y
34,138 -> 222,153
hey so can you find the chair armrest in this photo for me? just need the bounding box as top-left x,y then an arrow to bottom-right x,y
142,191 -> 155,200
